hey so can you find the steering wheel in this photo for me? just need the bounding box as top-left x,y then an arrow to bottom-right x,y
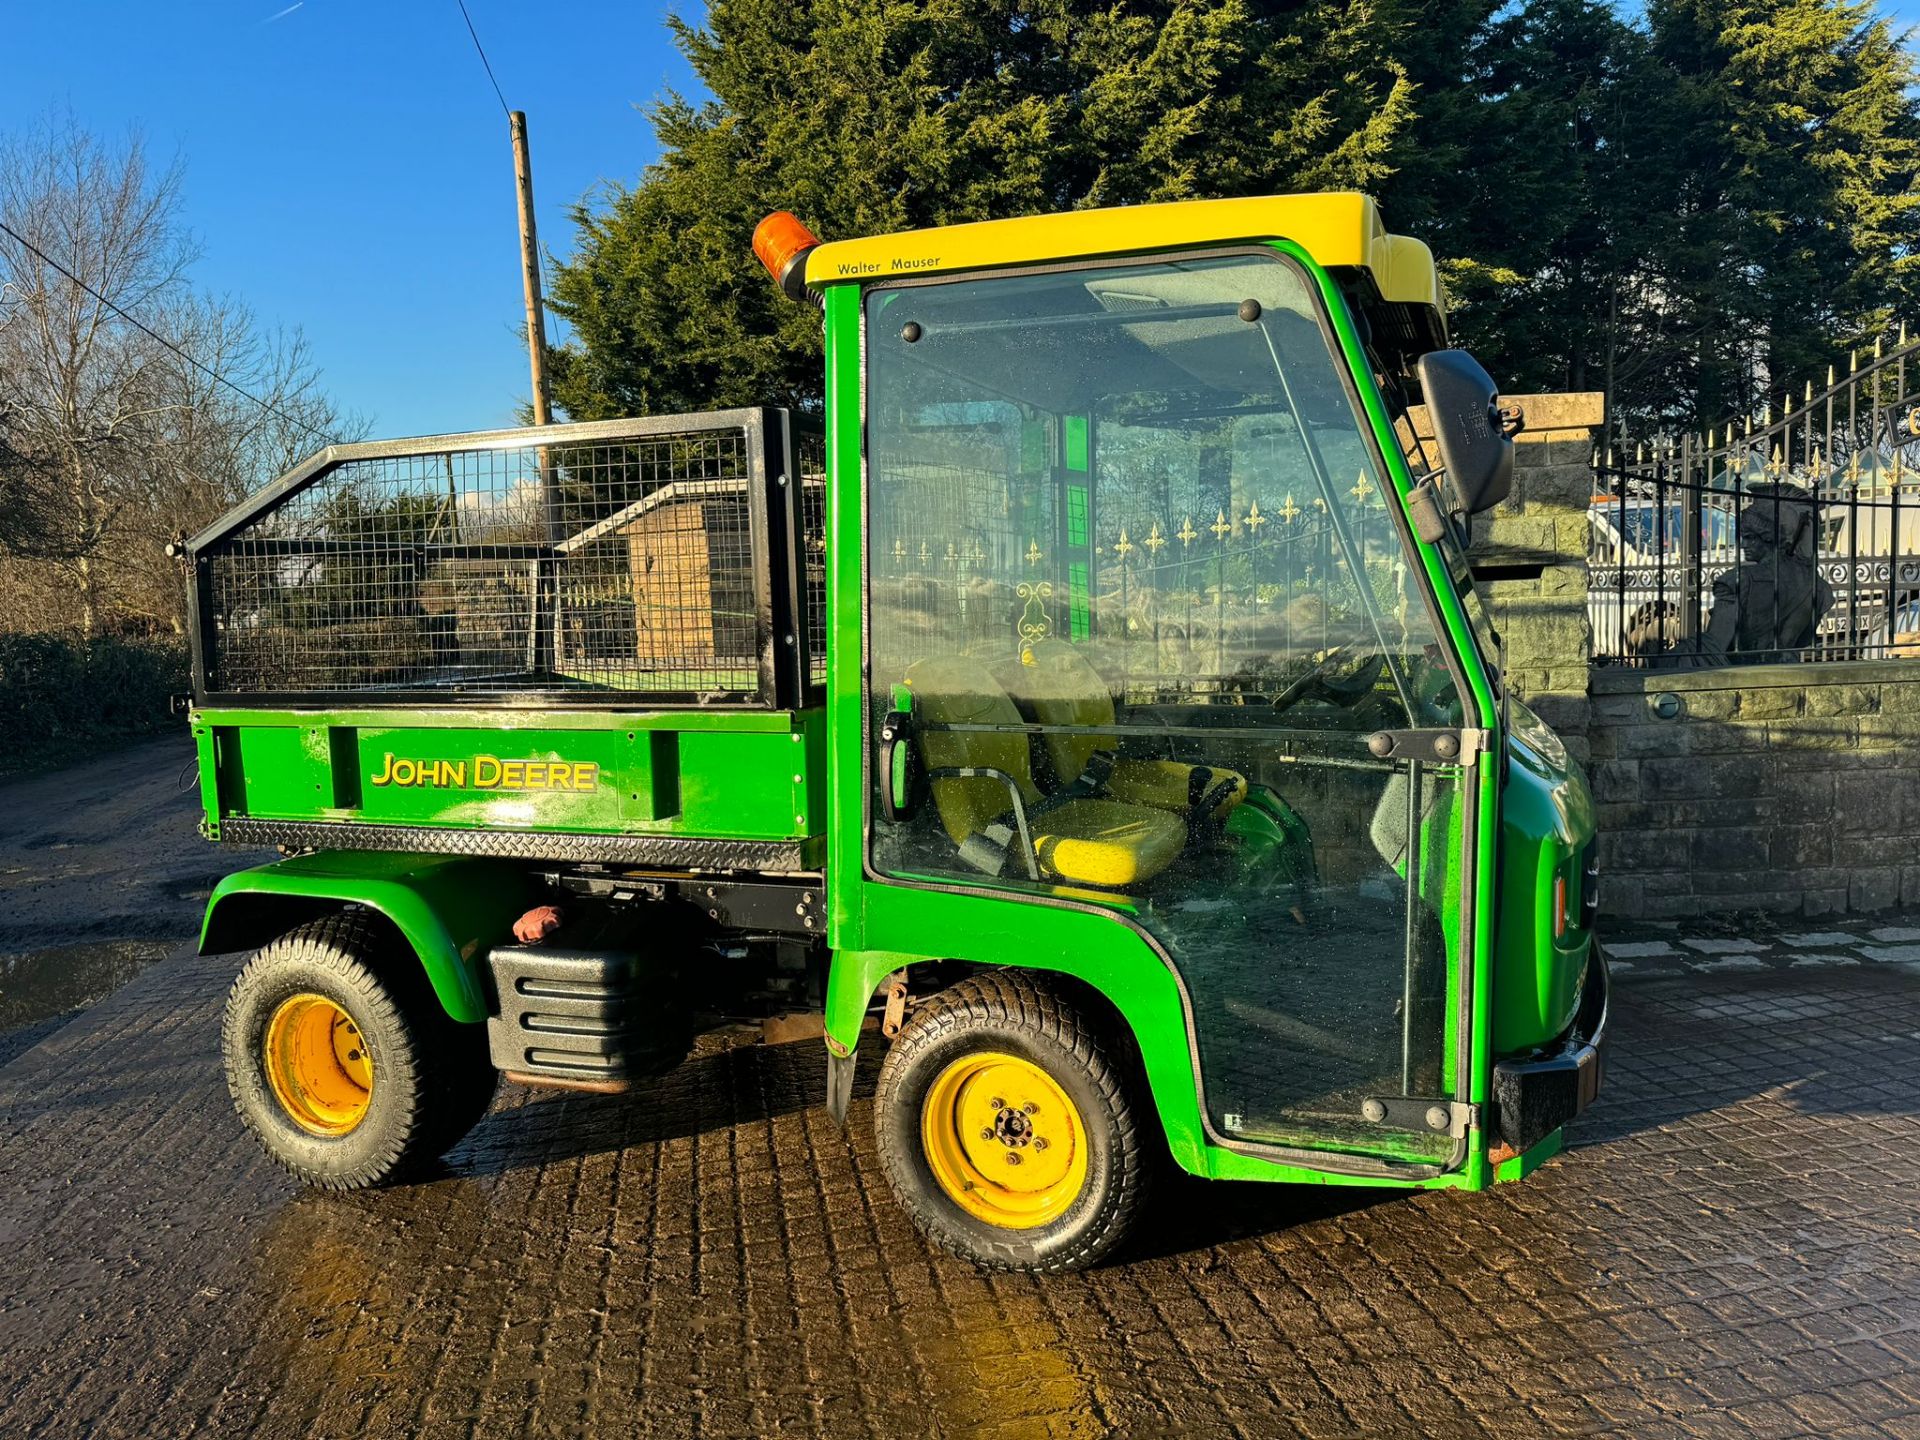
1267,645 -> 1387,713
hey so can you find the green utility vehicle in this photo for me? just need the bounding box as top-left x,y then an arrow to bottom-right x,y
184,193 -> 1604,1272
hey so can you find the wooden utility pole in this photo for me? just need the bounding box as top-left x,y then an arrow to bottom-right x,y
511,110 -> 557,677
509,110 -> 553,426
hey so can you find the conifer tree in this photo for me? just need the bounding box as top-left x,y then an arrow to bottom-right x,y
1422,0 -> 1673,407
1644,0 -> 1920,420
548,0 -> 1920,432
548,0 -> 1436,416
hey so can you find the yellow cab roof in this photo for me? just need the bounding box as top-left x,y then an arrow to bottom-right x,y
805,192 -> 1442,318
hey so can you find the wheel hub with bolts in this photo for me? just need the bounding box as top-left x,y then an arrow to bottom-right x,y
989,1099 -> 1041,1153
921,1051 -> 1087,1228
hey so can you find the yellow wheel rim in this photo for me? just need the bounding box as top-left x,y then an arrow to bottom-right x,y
921,1051 -> 1089,1230
263,993 -> 373,1137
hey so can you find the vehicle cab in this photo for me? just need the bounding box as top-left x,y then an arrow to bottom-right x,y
788,194 -> 1605,1262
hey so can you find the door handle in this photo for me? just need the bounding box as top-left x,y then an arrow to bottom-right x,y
878,709 -> 920,821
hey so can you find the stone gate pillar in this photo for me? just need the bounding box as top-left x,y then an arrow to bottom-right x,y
1404,393 -> 1604,762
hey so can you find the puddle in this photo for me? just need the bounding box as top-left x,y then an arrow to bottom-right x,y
0,939 -> 174,1039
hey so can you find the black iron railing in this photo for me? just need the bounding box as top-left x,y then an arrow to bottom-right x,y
1593,330 -> 1920,666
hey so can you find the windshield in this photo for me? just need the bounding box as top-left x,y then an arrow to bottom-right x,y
864,250 -> 1456,728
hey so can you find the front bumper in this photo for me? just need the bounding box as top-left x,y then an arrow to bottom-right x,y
1491,943 -> 1610,1154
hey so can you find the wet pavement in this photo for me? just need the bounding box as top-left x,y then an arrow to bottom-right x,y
0,939 -> 174,1068
0,735 -> 272,1063
3,743 -> 1919,1436
3,930 -> 1920,1438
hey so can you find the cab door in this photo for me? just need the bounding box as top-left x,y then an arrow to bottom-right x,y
858,249 -> 1484,1171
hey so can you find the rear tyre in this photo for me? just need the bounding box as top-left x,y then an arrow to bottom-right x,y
222,910 -> 494,1189
874,972 -> 1149,1273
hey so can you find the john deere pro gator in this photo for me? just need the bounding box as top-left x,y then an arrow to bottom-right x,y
183,193 -> 1605,1272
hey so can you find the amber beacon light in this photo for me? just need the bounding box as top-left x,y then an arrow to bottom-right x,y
754,211 -> 822,301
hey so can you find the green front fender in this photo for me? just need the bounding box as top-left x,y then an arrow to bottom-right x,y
826,885 -> 1456,1189
828,882 -> 1221,1178
199,851 -> 533,1022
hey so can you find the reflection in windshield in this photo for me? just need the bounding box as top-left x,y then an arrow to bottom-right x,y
864,253 -> 1446,727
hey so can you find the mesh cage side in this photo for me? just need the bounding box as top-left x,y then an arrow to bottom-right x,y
201,424 -> 770,702
797,428 -> 828,693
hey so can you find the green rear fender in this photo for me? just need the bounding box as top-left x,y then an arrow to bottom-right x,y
199,851 -> 533,1022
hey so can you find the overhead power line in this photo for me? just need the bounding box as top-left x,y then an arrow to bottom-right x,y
0,217 -> 338,446
455,0 -> 512,118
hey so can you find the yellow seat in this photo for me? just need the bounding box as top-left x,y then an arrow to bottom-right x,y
1031,800 -> 1186,889
903,655 -> 1185,889
1014,641 -> 1248,819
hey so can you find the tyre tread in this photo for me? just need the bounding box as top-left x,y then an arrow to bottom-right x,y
221,909 -> 492,1189
874,970 -> 1150,1274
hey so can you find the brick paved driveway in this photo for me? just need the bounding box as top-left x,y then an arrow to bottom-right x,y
3,936 -> 1919,1439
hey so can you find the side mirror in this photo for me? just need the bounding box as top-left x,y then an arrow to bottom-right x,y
1417,349 -> 1518,516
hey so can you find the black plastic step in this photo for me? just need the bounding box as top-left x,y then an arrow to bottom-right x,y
484,914 -> 686,1089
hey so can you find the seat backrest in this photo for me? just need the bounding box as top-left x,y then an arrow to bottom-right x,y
903,656 -> 1042,846
1012,640 -> 1117,786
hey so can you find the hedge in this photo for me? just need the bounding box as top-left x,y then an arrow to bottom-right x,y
0,633 -> 189,770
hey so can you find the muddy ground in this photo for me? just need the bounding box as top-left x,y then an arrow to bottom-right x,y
0,736 -> 271,1065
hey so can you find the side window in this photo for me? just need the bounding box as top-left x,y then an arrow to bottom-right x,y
1093,411 -> 1431,713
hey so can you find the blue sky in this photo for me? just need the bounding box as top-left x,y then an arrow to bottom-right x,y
4,2 -> 698,439
6,2 -> 1918,444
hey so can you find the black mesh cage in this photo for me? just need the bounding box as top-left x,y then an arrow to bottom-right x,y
185,409 -> 825,709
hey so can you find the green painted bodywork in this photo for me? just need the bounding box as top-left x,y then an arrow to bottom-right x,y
1495,698 -> 1598,1054
191,229 -> 1597,1196
815,241 -> 1594,1194
190,706 -> 825,859
1492,1123 -> 1565,1183
200,850 -> 534,1021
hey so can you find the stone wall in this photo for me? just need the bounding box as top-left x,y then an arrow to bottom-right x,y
1589,663 -> 1920,918
1413,389 -> 1920,920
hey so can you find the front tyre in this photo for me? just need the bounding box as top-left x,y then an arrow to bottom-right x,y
874,972 -> 1149,1273
222,911 -> 493,1189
